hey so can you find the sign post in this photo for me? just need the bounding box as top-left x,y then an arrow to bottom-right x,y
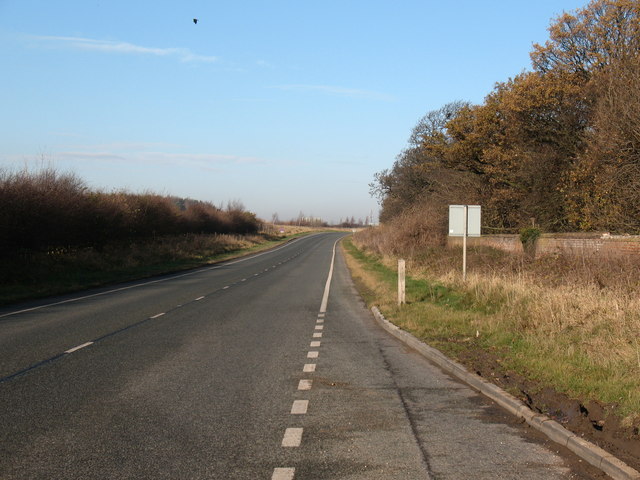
449,205 -> 481,281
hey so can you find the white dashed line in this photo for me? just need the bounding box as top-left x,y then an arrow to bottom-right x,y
291,400 -> 308,414
150,313 -> 165,319
195,296 -> 205,301
272,467 -> 295,480
307,351 -> 319,358
223,286 -> 230,289
313,332 -> 322,338
241,278 -> 247,282
303,363 -> 316,372
315,325 -> 323,330
310,341 -> 321,347
298,379 -> 312,390
65,342 -> 94,354
282,428 -> 303,447
318,313 -> 325,318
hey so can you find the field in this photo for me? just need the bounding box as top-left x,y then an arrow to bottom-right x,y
343,229 -> 640,470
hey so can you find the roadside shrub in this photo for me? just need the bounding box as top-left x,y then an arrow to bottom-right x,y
0,167 -> 261,255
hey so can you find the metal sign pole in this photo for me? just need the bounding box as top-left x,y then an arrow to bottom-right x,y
462,205 -> 468,281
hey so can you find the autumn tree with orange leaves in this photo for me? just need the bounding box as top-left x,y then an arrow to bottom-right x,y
373,0 -> 640,233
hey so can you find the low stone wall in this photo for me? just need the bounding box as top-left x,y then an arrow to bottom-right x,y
447,233 -> 640,257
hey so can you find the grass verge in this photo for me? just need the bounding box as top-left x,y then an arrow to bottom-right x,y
0,229 -> 310,306
341,236 -> 640,444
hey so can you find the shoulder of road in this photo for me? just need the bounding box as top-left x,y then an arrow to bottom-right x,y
370,306 -> 640,480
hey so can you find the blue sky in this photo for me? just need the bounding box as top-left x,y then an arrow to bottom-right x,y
0,0 -> 587,224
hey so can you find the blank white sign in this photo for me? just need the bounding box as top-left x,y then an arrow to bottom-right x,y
448,205 -> 481,237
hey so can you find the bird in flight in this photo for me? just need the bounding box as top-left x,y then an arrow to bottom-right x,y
193,18 -> 198,24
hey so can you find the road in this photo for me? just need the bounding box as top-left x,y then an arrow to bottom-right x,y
0,232 -> 602,479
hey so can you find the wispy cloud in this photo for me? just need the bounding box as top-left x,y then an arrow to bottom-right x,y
56,149 -> 264,172
270,84 -> 394,101
30,35 -> 217,63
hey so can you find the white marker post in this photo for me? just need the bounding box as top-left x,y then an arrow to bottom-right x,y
398,259 -> 406,306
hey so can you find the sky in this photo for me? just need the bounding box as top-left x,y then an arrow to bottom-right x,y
0,0 -> 588,224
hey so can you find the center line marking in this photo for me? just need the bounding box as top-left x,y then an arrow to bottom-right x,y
282,428 -> 303,447
195,296 -> 205,301
303,363 -> 316,372
150,313 -> 165,319
315,325 -> 323,330
298,379 -> 312,390
307,351 -> 319,358
310,341 -> 321,347
272,468 -> 295,480
223,286 -> 230,289
313,332 -> 322,338
291,399 -> 308,414
65,342 -> 94,354
316,319 -> 324,323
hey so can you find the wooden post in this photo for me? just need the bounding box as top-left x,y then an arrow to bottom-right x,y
398,259 -> 406,306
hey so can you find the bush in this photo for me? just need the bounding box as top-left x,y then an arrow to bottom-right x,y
0,167 -> 261,255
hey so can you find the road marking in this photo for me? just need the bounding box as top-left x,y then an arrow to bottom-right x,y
272,468 -> 295,480
291,399 -> 308,414
298,379 -> 312,390
310,341 -> 321,347
318,313 -> 325,318
150,313 -> 165,319
223,286 -> 230,289
241,278 -> 247,282
195,296 -> 205,301
65,342 -> 93,354
319,238 -> 339,313
282,428 -> 303,447
315,325 -> 323,330
313,332 -> 322,338
316,319 -> 324,323
303,363 -> 316,372
307,351 -> 319,358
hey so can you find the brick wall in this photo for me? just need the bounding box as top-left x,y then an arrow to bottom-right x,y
447,233 -> 640,257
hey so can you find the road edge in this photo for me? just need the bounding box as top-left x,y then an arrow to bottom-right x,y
370,305 -> 640,480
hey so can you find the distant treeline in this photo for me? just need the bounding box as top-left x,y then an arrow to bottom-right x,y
372,0 -> 640,235
0,168 -> 261,255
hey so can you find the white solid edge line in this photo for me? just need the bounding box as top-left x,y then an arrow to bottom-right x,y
0,235 -> 311,319
65,341 -> 94,354
272,467 -> 295,480
319,238 -> 340,314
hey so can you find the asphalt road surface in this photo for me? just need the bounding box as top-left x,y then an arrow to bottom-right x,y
0,233 -> 603,479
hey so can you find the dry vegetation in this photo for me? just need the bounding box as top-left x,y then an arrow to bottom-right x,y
0,167 -> 261,257
0,167 -> 271,304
